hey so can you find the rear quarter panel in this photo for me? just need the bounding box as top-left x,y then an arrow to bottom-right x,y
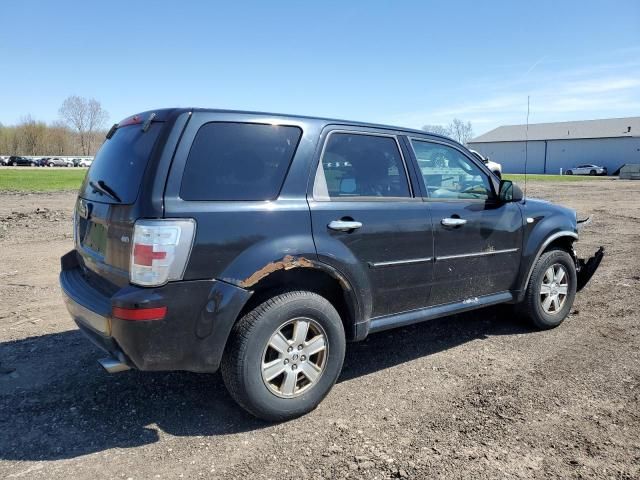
163,112 -> 323,284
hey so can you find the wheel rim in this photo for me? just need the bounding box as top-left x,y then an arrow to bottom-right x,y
540,264 -> 569,314
261,317 -> 328,398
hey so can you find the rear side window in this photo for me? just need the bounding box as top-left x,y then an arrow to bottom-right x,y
81,123 -> 163,204
180,123 -> 302,201
313,132 -> 411,200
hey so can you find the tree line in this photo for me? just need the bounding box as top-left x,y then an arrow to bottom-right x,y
0,96 -> 109,157
422,118 -> 474,145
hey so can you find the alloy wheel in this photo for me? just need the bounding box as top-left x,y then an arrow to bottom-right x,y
261,317 -> 328,398
540,264 -> 569,314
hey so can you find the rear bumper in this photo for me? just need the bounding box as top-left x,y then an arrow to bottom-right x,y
59,250 -> 252,372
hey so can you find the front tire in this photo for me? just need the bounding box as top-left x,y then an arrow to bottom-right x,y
566,170 -> 573,175
520,248 -> 577,329
222,291 -> 346,421
590,170 -> 596,176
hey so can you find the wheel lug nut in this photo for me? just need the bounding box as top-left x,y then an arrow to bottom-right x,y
300,355 -> 306,361
284,359 -> 289,364
287,346 -> 293,353
297,345 -> 303,350
292,364 -> 297,370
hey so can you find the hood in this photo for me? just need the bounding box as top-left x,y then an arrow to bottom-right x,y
522,197 -> 577,229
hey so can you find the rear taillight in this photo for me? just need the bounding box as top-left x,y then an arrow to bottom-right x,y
130,219 -> 196,287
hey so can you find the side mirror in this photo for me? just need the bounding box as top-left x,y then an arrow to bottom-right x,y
498,179 -> 523,202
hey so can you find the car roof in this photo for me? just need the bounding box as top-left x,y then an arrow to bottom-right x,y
130,107 -> 457,145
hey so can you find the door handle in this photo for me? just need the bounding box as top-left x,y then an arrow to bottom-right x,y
441,217 -> 467,227
328,220 -> 363,232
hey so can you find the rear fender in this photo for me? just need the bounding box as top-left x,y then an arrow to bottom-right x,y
218,237 -> 365,331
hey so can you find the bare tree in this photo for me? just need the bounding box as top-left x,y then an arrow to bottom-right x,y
447,118 -> 474,145
17,115 -> 47,156
421,124 -> 451,136
59,96 -> 109,155
47,121 -> 71,155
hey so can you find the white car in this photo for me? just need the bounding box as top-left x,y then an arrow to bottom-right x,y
566,164 -> 607,176
469,149 -> 502,178
79,159 -> 93,167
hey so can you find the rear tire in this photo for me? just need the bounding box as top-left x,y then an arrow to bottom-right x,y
590,170 -> 596,176
566,170 -> 573,175
519,248 -> 577,329
221,291 -> 346,421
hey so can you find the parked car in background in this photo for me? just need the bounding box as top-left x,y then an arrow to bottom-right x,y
34,157 -> 50,167
47,157 -> 74,167
0,156 -> 9,166
78,158 -> 93,167
7,156 -> 36,166
469,149 -> 502,178
565,164 -> 607,176
60,108 -> 604,421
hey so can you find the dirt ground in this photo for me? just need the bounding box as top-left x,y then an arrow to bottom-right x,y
1,180 -> 639,479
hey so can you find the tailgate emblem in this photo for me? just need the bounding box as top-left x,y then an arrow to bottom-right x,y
121,235 -> 130,243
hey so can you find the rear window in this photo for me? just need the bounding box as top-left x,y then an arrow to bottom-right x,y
81,123 -> 163,204
180,122 -> 302,201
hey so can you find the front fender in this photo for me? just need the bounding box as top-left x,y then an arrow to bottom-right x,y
515,203 -> 578,299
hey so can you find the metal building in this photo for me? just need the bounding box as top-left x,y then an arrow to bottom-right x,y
467,117 -> 640,175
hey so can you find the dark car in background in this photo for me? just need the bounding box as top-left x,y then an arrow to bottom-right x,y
60,108 -> 604,421
7,156 -> 36,166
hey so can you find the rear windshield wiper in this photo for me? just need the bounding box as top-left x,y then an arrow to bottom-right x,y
90,180 -> 122,203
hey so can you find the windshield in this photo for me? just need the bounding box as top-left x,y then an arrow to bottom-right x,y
80,122 -> 163,204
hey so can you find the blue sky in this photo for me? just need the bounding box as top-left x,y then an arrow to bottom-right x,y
1,0 -> 639,136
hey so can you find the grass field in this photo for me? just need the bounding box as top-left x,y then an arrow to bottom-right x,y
504,173 -> 611,182
0,167 -> 613,192
0,168 -> 86,191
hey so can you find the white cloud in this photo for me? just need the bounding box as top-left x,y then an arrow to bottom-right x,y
385,58 -> 640,134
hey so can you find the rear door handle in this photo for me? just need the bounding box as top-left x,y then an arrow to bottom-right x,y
328,220 -> 363,232
441,217 -> 467,227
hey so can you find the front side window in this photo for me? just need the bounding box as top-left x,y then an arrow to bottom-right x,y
180,122 -> 302,201
313,132 -> 411,200
411,140 -> 493,200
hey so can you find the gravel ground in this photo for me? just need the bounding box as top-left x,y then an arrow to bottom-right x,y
0,180 -> 639,479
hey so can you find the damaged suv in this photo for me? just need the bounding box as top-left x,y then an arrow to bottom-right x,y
60,109 -> 604,421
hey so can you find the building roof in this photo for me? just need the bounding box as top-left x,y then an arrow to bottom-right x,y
469,116 -> 640,143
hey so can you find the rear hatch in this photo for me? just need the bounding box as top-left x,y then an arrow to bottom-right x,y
75,114 -> 165,290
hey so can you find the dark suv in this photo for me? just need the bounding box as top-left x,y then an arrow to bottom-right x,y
60,109 -> 603,420
7,156 -> 36,166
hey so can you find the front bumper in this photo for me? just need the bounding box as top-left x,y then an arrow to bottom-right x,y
59,250 -> 252,372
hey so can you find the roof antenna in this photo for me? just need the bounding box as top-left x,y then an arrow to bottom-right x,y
524,95 -> 530,202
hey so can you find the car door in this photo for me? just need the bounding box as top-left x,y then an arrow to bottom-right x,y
407,137 -> 523,306
308,127 -> 434,318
